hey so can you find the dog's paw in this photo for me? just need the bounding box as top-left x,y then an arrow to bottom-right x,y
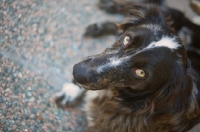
98,0 -> 119,13
84,23 -> 103,37
84,22 -> 118,37
54,83 -> 84,107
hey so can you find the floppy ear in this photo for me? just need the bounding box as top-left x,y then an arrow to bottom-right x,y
129,5 -> 165,24
118,4 -> 176,32
150,70 -> 194,114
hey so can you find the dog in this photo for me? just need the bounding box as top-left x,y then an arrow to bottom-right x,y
55,0 -> 200,131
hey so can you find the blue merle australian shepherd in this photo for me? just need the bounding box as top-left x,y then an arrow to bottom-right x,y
55,0 -> 200,132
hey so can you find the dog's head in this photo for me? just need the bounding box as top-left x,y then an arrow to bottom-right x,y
73,5 -> 190,92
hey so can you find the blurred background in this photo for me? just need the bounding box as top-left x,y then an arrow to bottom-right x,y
0,0 -> 199,131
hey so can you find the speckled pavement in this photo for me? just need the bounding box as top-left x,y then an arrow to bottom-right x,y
0,0 -> 200,132
0,0 -> 122,131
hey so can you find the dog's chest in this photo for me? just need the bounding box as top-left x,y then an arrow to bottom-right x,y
83,90 -> 188,132
83,90 -> 150,132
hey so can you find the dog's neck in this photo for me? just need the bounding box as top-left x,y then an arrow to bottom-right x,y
86,81 -> 200,132
103,78 -> 199,116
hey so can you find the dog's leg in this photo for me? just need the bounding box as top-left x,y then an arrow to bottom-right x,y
54,80 -> 85,107
84,22 -> 119,37
98,0 -> 166,14
165,8 -> 200,49
84,0 -> 166,37
183,18 -> 200,49
98,0 -> 165,14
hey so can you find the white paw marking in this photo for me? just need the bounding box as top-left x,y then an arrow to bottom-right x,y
55,83 -> 84,105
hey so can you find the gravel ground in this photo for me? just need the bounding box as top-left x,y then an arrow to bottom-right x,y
0,0 -> 120,131
0,0 -> 199,132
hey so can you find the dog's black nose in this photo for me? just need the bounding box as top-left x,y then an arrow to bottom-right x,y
73,62 -> 98,84
73,63 -> 89,84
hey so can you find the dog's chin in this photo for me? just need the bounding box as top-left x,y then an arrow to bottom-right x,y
78,83 -> 115,90
79,83 -> 136,91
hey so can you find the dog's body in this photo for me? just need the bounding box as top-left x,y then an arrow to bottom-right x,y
55,0 -> 200,131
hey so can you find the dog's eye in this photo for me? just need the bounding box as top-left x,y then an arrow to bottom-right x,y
122,36 -> 131,46
135,69 -> 146,78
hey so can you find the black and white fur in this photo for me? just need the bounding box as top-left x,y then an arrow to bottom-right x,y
55,0 -> 200,131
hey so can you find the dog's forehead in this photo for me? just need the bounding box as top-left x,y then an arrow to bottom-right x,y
124,24 -> 181,50
145,36 -> 180,50
140,24 -> 162,31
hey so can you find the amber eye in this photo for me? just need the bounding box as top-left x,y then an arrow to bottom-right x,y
135,69 -> 146,78
122,36 -> 131,46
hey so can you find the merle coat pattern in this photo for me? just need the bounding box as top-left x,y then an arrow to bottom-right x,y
55,0 -> 200,132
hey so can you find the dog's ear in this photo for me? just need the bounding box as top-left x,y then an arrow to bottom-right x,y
128,5 -> 165,25
119,4 -> 175,31
149,70 -> 194,114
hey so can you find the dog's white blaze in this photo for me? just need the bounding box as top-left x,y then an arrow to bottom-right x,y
97,64 -> 109,73
110,58 -> 122,66
147,37 -> 180,50
97,58 -> 122,73
97,56 -> 130,73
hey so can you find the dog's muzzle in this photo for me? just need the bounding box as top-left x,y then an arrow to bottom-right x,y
72,49 -> 125,89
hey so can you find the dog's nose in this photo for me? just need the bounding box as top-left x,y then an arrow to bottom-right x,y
73,61 -> 98,84
73,63 -> 89,84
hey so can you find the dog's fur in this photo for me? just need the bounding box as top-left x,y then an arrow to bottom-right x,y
55,0 -> 200,131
